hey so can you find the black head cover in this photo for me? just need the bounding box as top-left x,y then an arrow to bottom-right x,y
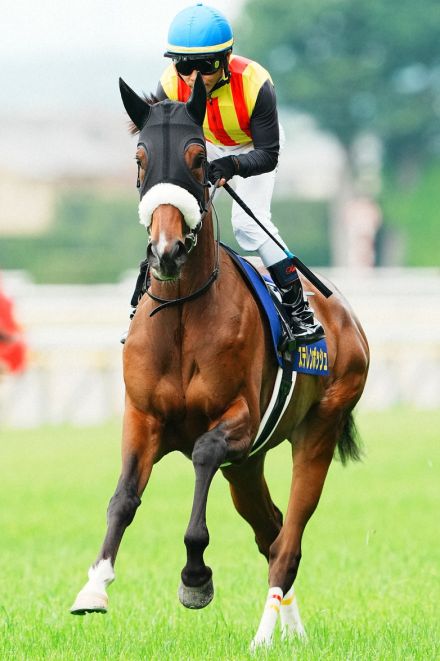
186,72 -> 207,126
119,77 -> 151,130
119,74 -> 208,209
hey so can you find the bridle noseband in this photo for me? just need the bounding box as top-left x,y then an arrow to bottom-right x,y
146,180 -> 221,317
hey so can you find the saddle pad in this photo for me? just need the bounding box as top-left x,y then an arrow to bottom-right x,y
222,245 -> 329,376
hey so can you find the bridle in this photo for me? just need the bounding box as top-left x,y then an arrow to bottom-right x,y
146,180 -> 221,317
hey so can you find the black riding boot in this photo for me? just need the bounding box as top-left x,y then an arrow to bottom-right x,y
120,258 -> 149,345
268,257 -> 325,349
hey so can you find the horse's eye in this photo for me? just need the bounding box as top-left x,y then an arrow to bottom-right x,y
193,154 -> 205,169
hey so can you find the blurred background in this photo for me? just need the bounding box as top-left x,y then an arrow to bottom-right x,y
1,0 -> 439,426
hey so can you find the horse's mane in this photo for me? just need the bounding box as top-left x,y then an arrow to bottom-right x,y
129,93 -> 160,135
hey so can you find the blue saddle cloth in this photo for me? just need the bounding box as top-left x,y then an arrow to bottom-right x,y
222,245 -> 329,376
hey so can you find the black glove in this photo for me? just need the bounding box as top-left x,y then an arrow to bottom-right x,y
207,156 -> 239,184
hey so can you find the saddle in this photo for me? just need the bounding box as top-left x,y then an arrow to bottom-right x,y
221,244 -> 329,376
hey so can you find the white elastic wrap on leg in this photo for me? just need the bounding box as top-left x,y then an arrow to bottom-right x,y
251,587 -> 283,650
138,183 -> 201,231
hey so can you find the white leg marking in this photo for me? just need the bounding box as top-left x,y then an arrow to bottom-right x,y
250,587 -> 283,651
280,586 -> 307,640
70,558 -> 115,614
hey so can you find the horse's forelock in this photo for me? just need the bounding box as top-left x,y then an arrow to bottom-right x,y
128,93 -> 160,135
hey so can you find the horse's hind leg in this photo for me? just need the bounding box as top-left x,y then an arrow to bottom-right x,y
251,407 -> 343,648
223,455 -> 305,645
70,405 -> 160,614
222,454 -> 283,560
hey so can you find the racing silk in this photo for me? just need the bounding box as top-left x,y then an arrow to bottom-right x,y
159,54 -> 272,147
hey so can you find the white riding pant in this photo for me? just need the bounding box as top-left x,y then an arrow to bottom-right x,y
206,139 -> 287,268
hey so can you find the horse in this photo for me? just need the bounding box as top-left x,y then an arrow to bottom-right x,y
70,73 -> 369,649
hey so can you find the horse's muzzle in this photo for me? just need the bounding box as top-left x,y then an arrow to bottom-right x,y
147,239 -> 188,280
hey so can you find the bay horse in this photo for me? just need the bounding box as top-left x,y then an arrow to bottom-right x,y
70,73 -> 369,649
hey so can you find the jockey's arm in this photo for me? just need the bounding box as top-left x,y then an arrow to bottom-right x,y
234,80 -> 279,178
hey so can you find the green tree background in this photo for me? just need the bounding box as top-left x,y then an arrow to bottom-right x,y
1,0 -> 439,282
237,0 -> 440,169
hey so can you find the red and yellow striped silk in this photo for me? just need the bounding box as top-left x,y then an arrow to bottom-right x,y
160,55 -> 272,146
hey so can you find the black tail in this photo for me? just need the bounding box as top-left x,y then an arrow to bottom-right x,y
336,412 -> 363,465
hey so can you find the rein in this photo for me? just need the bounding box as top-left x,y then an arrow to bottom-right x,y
147,182 -> 221,317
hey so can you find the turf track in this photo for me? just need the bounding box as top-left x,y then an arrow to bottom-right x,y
0,409 -> 438,659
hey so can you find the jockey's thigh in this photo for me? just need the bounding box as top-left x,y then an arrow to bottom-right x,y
207,142 -> 285,259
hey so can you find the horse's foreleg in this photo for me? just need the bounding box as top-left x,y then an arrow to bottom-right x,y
178,425 -> 228,609
70,407 -> 160,615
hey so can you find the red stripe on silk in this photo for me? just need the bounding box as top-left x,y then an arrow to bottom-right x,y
206,97 -> 238,146
177,77 -> 191,102
229,59 -> 252,139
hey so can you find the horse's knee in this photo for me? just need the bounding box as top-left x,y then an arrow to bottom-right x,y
107,483 -> 141,528
192,427 -> 228,469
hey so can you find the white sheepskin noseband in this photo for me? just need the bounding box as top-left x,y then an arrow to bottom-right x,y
138,183 -> 201,231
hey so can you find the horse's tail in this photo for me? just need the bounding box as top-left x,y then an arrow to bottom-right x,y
336,411 -> 363,465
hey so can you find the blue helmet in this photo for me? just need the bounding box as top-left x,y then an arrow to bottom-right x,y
165,3 -> 234,59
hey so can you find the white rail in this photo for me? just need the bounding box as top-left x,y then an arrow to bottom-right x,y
1,268 -> 439,427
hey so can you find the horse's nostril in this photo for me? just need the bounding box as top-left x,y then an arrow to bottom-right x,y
174,241 -> 187,262
147,243 -> 156,261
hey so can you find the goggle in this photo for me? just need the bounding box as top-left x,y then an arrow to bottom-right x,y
174,57 -> 222,76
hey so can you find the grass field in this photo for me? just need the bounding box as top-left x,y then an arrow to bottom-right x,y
0,409 -> 439,660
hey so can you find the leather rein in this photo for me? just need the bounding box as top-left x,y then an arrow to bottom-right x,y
146,181 -> 221,317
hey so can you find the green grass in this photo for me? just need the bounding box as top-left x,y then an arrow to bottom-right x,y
0,409 -> 439,660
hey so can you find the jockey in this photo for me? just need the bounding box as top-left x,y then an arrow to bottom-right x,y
128,2 -> 324,346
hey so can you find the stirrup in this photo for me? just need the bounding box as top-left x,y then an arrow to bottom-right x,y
279,329 -> 297,354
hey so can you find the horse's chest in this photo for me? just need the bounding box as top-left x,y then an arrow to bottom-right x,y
148,357 -> 240,423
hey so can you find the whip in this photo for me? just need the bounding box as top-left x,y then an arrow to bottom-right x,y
223,182 -> 333,299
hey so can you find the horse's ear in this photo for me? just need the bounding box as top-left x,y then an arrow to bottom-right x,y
119,77 -> 151,130
186,72 -> 207,126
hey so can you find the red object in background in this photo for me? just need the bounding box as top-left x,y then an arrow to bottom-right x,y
0,285 -> 27,374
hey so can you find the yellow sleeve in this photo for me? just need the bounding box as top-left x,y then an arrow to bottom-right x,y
160,64 -> 179,100
242,61 -> 272,116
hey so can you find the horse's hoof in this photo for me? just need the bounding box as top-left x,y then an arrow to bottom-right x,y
70,590 -> 108,615
250,636 -> 272,653
178,577 -> 214,609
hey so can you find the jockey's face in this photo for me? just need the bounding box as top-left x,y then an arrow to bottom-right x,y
176,53 -> 230,94
181,68 -> 223,94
